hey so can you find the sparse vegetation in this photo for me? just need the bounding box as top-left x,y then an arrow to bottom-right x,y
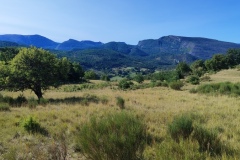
1,47 -> 240,159
116,96 -> 125,109
168,114 -> 193,142
76,112 -> 146,160
169,81 -> 184,90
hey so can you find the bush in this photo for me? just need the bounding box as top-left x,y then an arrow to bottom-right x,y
169,81 -> 184,90
196,82 -> 240,96
0,103 -> 10,111
118,79 -> 133,90
168,114 -> 193,142
21,116 -> 41,134
76,112 -> 146,160
14,94 -> 27,107
187,75 -> 200,85
134,74 -> 144,83
192,125 -> 233,156
116,96 -> 125,109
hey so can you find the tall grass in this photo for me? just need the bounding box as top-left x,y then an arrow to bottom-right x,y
195,82 -> 240,96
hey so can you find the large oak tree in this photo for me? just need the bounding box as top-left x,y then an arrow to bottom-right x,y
2,47 -> 70,100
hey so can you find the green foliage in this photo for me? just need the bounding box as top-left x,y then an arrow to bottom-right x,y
150,70 -> 179,82
21,116 -> 48,135
0,47 -> 19,63
100,74 -> 110,81
0,103 -> 10,111
186,75 -> 200,85
3,47 -> 70,100
195,82 -> 240,96
21,116 -> 41,134
168,114 -> 193,142
39,98 -> 48,106
118,79 -> 133,90
169,81 -> 184,90
14,94 -> 27,107
116,96 -> 125,109
154,138 -> 205,160
63,82 -> 111,92
67,62 -> 84,82
76,112 -> 146,160
176,62 -> 192,78
134,74 -> 144,83
205,54 -> 229,71
226,49 -> 240,67
193,125 -> 233,156
84,70 -> 97,80
190,60 -> 206,76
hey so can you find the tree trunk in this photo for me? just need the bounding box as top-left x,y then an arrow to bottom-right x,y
33,85 -> 43,102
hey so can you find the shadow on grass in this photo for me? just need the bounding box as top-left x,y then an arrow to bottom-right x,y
48,94 -> 100,106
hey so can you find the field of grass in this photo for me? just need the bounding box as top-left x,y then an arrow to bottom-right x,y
1,69 -> 240,159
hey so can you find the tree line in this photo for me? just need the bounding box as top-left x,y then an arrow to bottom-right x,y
0,47 -> 84,100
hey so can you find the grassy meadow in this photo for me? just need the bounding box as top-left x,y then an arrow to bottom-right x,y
1,69 -> 240,159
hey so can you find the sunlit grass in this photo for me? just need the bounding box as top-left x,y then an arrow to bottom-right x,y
1,70 -> 240,159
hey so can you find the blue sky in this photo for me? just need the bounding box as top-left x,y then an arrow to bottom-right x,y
0,0 -> 240,44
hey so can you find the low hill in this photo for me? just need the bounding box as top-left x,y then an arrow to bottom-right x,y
56,39 -> 103,51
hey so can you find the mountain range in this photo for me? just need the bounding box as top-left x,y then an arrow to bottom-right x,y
1,34 -> 240,70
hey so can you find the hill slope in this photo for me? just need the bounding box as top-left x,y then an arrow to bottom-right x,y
1,34 -> 240,70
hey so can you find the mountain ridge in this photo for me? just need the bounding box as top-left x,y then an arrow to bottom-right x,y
1,34 -> 240,70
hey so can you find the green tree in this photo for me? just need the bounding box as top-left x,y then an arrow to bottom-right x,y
190,60 -> 206,76
0,47 -> 19,63
4,47 -> 70,100
68,62 -> 84,82
176,62 -> 192,78
205,54 -> 228,71
134,74 -> 144,83
84,70 -> 97,80
100,74 -> 110,81
118,79 -> 133,90
226,49 -> 240,67
0,61 -> 9,90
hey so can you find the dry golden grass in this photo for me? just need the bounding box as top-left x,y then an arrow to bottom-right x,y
205,68 -> 240,83
1,71 -> 240,159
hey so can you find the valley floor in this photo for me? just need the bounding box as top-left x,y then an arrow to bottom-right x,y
1,69 -> 240,159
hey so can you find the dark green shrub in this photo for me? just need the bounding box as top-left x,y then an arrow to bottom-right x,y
168,114 -> 193,142
21,116 -> 41,134
3,96 -> 14,106
116,96 -> 125,109
118,79 -> 133,90
76,112 -> 146,160
0,103 -> 10,111
193,125 -> 233,156
196,82 -> 240,96
169,81 -> 184,90
14,94 -> 27,107
187,75 -> 200,85
134,74 -> 144,83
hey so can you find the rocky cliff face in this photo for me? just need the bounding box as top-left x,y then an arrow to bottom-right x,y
136,35 -> 240,59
